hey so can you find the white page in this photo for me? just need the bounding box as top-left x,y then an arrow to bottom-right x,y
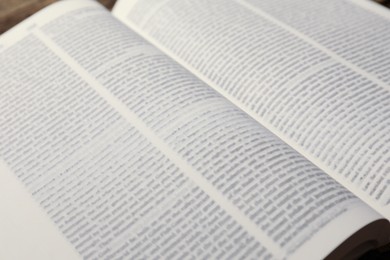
1,3 -> 269,258
0,0 -> 388,259
113,0 -> 390,220
34,0 -> 388,258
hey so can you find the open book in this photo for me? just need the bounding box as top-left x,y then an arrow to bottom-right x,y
1,0 -> 390,258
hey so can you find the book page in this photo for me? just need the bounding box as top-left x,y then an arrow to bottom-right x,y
0,160 -> 81,260
0,0 -> 388,259
113,0 -> 390,219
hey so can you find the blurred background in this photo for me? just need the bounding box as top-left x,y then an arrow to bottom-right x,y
0,0 -> 389,34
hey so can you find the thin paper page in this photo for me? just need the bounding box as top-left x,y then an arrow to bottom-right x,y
0,2 -> 274,259
33,1 -> 388,258
0,1 -> 100,259
112,0 -> 390,219
0,0 -> 388,259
